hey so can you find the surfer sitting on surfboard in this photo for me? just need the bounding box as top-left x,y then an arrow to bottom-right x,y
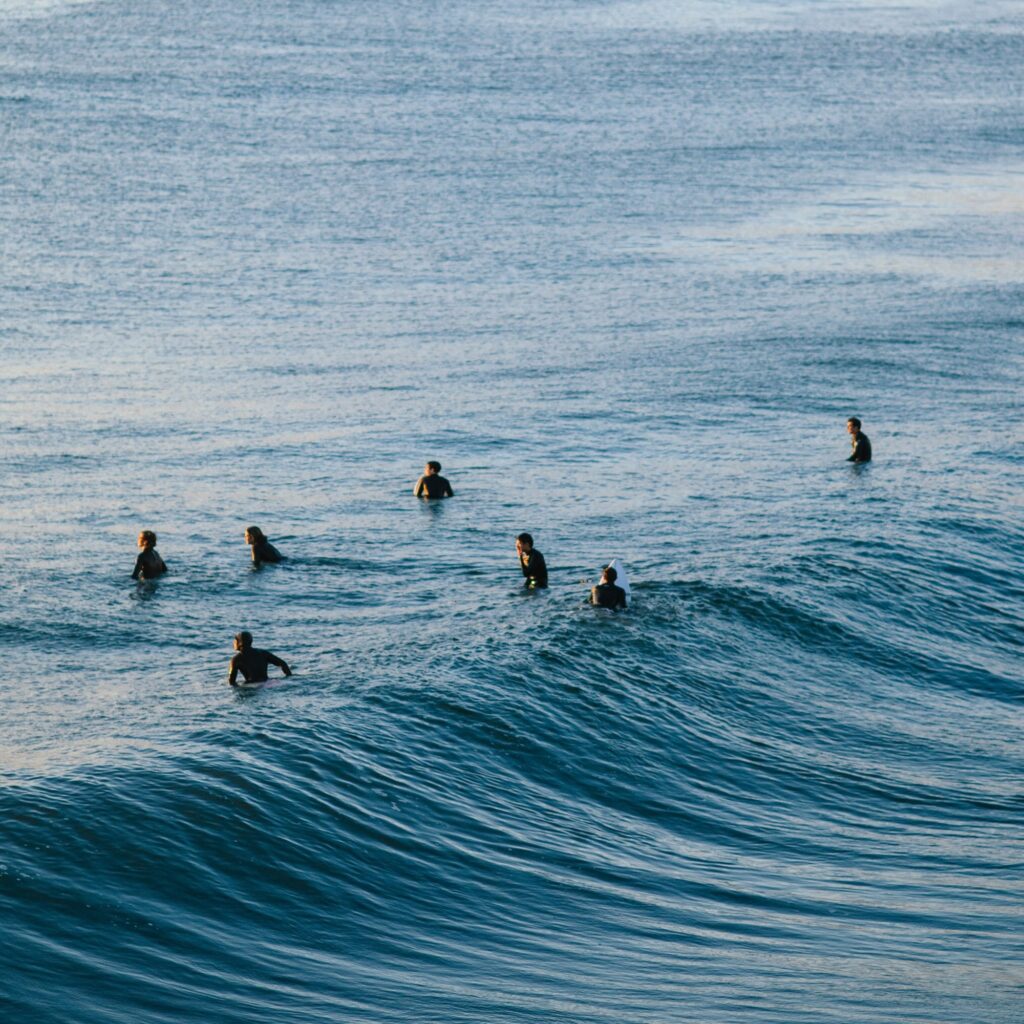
228,631 -> 292,686
516,533 -> 548,589
131,530 -> 167,580
245,526 -> 284,566
414,461 -> 454,499
591,565 -> 627,610
846,417 -> 872,463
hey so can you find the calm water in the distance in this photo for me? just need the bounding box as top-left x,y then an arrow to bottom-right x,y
1,1 -> 1022,1021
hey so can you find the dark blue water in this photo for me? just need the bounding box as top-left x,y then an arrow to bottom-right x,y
1,1 -> 1022,1021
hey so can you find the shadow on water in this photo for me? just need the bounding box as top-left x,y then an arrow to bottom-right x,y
129,580 -> 161,601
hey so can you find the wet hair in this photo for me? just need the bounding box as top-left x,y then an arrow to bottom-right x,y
138,530 -> 157,547
246,526 -> 266,543
235,631 -> 253,649
517,533 -> 533,546
427,461 -> 442,473
603,565 -> 618,583
847,417 -> 862,429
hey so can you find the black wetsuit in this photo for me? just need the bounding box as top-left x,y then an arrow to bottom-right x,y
132,549 -> 167,580
251,539 -> 283,565
591,582 -> 627,610
415,474 -> 453,499
520,549 -> 548,589
848,431 -> 872,463
230,647 -> 289,684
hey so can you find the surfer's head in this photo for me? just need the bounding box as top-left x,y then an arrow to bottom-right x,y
425,461 -> 441,475
245,526 -> 266,545
137,530 -> 157,549
234,631 -> 253,651
602,565 -> 618,584
847,417 -> 862,434
516,532 -> 533,556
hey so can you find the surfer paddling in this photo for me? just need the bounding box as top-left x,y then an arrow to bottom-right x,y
846,417 -> 872,463
591,564 -> 627,610
228,631 -> 292,686
245,526 -> 284,566
516,533 -> 548,589
131,530 -> 167,580
414,461 -> 454,499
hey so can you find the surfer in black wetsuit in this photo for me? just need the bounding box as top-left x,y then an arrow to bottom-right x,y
414,461 -> 454,499
591,565 -> 627,610
846,417 -> 872,463
228,631 -> 292,685
131,530 -> 167,580
245,526 -> 284,566
516,533 -> 548,589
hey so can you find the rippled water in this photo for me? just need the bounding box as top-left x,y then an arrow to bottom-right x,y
2,1 -> 1022,1021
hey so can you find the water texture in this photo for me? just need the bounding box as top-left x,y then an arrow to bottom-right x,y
1,1 -> 1022,1021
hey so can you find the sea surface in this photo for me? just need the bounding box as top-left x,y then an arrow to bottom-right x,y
1,1 -> 1022,1021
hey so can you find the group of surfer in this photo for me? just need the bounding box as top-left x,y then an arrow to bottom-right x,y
133,422 -> 872,685
131,525 -> 282,581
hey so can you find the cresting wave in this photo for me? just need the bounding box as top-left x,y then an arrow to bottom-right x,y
3,528 -> 1021,1022
2,0 -> 1022,1020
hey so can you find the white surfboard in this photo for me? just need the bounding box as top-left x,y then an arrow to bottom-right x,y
600,558 -> 630,604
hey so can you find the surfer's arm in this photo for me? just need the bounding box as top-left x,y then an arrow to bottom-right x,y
413,476 -> 426,496
443,480 -> 453,497
267,652 -> 292,676
228,656 -> 240,686
131,554 -> 144,580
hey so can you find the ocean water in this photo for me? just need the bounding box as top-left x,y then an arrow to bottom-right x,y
1,0 -> 1022,1021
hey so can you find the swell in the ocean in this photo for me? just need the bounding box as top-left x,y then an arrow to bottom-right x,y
2,0 -> 1022,1021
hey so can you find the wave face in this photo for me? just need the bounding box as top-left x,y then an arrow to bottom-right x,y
1,1 -> 1022,1021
